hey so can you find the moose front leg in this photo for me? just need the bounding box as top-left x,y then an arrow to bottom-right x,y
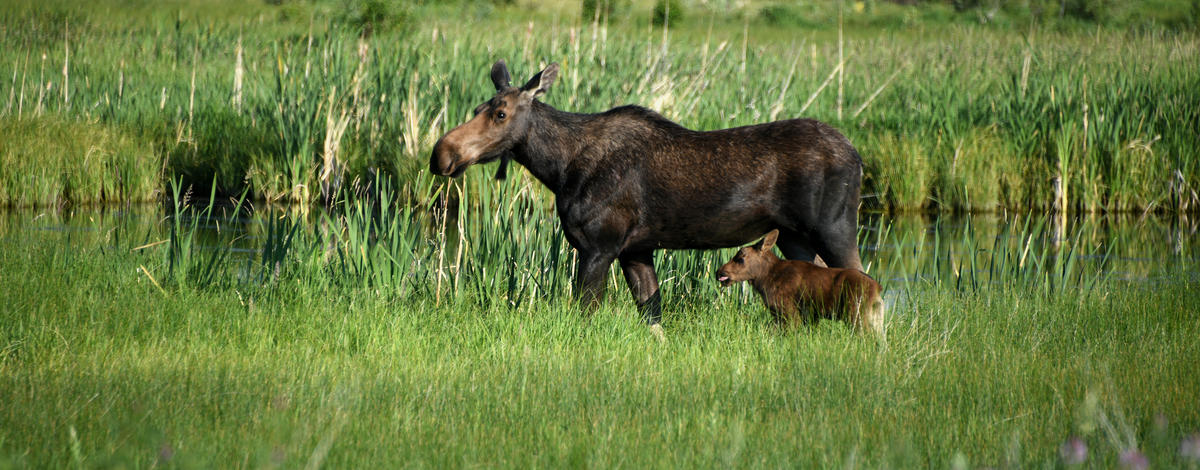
620,250 -> 666,342
574,250 -> 617,313
618,250 -> 662,326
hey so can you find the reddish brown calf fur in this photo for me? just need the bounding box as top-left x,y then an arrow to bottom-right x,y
717,230 -> 884,333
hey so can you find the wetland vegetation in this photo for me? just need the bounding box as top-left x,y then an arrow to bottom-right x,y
0,0 -> 1197,211
1,0 -> 1199,467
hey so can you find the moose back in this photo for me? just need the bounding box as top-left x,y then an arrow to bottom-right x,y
431,60 -> 865,326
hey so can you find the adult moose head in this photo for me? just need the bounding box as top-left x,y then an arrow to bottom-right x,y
430,60 -> 557,181
431,60 -> 865,334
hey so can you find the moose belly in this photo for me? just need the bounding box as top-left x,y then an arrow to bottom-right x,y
639,208 -> 775,250
628,184 -> 780,250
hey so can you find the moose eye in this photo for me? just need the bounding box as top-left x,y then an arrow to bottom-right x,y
496,111 -> 507,120
734,257 -> 744,265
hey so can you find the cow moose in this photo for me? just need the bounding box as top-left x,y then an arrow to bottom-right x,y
430,60 -> 865,331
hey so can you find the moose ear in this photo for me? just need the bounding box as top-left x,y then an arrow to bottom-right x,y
758,229 -> 780,252
520,63 -> 559,99
490,60 -> 511,91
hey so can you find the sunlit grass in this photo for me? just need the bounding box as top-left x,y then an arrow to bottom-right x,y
0,115 -> 160,206
1,218 -> 1197,467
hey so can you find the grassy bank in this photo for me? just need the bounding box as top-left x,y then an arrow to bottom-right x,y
0,116 -> 160,206
1,205 -> 1198,467
0,0 -> 1197,211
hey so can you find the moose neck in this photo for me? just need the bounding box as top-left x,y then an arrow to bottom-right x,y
511,101 -> 591,194
747,254 -> 785,296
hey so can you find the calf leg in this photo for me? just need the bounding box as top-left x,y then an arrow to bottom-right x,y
619,250 -> 662,326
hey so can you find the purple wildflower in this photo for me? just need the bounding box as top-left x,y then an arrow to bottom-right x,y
1059,436 -> 1087,465
1119,449 -> 1148,470
157,443 -> 175,462
1181,433 -> 1200,461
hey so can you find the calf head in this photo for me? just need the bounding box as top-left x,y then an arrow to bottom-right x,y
430,60 -> 559,179
716,229 -> 781,287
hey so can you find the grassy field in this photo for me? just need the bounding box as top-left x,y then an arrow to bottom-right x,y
1,204 -> 1198,468
2,1 -> 1200,468
0,0 -> 1197,211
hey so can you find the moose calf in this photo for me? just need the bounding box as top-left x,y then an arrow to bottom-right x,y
716,230 -> 884,334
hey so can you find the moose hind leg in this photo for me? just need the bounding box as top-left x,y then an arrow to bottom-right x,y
814,223 -> 864,271
619,250 -> 662,326
776,230 -> 828,267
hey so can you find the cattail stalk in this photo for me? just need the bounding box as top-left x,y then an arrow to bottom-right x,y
853,69 -> 900,118
17,54 -> 26,116
739,19 -> 748,90
661,0 -> 670,56
36,53 -> 46,116
233,35 -> 244,113
799,57 -> 848,116
63,21 -> 69,107
768,49 -> 802,121
1020,49 -> 1031,98
7,57 -> 16,114
837,2 -> 844,121
189,47 -> 197,125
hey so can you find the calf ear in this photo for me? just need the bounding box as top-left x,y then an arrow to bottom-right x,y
759,229 -> 780,252
491,60 -> 511,91
520,63 -> 559,99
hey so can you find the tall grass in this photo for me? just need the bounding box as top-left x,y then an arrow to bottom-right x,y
148,181 -> 1191,315
1,201 -> 1198,468
0,115 -> 159,206
0,0 -> 1197,212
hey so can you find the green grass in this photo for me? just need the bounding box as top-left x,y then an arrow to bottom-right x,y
0,115 -> 161,206
1,209 -> 1198,468
0,0 -> 1197,211
1,1 -> 1199,466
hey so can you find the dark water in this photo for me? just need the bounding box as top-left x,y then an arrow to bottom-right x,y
3,205 -> 1198,289
857,212 -> 1199,286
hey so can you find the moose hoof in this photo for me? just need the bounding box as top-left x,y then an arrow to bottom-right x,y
648,324 -> 666,343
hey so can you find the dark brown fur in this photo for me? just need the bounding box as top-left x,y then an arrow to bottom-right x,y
717,230 -> 884,333
431,61 -> 865,327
